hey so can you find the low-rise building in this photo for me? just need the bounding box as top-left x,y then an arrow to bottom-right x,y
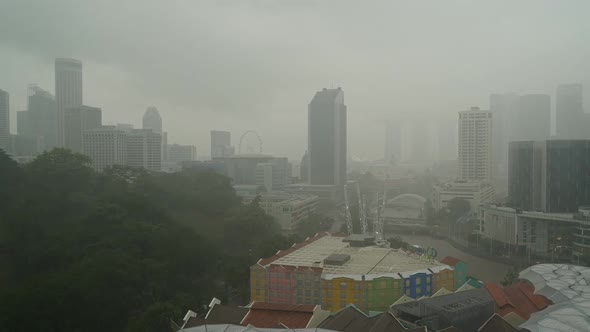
251,234 -> 457,312
432,180 -> 496,212
480,204 -> 590,263
243,192 -> 319,232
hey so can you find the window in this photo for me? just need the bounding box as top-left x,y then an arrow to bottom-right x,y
340,292 -> 346,299
305,290 -> 311,297
278,273 -> 283,279
426,286 -> 431,292
314,290 -> 320,297
442,274 -> 447,280
327,291 -> 332,297
256,289 -> 260,295
405,289 -> 410,296
416,288 -> 421,295
426,276 -> 431,283
381,281 -> 386,288
340,282 -> 347,290
327,282 -> 332,289
278,283 -> 283,289
416,278 -> 421,286
354,292 -> 360,299
285,272 -> 290,279
405,280 -> 410,287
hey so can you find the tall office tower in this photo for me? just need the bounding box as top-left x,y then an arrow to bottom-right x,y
211,130 -> 235,158
515,94 -> 551,141
458,107 -> 493,182
26,85 -> 58,150
308,87 -> 347,185
385,120 -> 402,163
55,58 -> 83,147
490,93 -> 519,177
142,106 -> 162,133
82,126 -> 126,171
142,106 -> 167,162
509,140 -> 590,213
0,89 -> 9,152
437,117 -> 457,161
125,129 -> 162,171
64,106 -> 102,153
300,150 -> 309,182
556,84 -> 584,139
167,144 -> 197,164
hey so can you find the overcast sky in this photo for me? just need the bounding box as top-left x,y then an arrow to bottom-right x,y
1,0 -> 589,160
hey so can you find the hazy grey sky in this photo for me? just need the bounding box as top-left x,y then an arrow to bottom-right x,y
1,0 -> 589,160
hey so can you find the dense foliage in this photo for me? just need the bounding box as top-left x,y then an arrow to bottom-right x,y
0,149 -> 309,332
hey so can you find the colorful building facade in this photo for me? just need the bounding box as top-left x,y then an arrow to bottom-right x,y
250,234 -> 458,312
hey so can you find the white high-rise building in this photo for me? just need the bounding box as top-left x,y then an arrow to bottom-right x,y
0,89 -> 9,152
458,107 -> 493,182
55,58 -> 83,147
83,126 -> 126,171
125,129 -> 162,171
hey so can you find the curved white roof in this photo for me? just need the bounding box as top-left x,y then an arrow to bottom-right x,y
518,264 -> 590,332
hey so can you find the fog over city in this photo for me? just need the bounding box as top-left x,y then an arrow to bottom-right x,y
1,0 -> 589,160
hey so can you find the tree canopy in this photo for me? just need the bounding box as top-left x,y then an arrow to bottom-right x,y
0,149 -> 294,332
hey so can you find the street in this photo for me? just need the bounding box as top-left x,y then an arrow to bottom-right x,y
390,233 -> 512,283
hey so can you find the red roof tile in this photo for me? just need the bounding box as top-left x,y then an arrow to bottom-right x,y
241,302 -> 316,328
484,282 -> 514,308
440,256 -> 461,266
484,281 -> 550,320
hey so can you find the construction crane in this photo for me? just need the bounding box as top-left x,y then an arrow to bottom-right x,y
356,182 -> 368,234
374,187 -> 389,247
343,184 -> 353,235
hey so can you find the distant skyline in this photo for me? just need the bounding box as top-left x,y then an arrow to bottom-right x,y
1,0 -> 589,160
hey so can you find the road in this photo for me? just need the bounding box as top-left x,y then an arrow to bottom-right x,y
390,233 -> 512,283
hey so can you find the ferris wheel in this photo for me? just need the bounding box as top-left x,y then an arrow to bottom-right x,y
238,130 -> 263,154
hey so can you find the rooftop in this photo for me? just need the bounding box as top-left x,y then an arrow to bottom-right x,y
241,302 -> 319,329
261,235 -> 449,278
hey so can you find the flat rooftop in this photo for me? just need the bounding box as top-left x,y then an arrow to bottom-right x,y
264,235 -> 449,278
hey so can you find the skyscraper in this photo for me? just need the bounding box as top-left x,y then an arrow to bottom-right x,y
385,120 -> 402,163
142,106 -> 162,133
490,93 -> 519,177
458,107 -> 493,182
437,117 -> 457,161
556,83 -> 584,139
515,94 -> 551,142
125,129 -> 162,171
0,89 -> 9,152
25,85 -> 58,150
308,87 -> 347,186
509,140 -> 590,213
55,58 -> 83,147
211,130 -> 235,158
83,126 -> 127,171
64,106 -> 102,153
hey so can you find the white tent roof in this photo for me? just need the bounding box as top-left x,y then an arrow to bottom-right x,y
518,264 -> 590,332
